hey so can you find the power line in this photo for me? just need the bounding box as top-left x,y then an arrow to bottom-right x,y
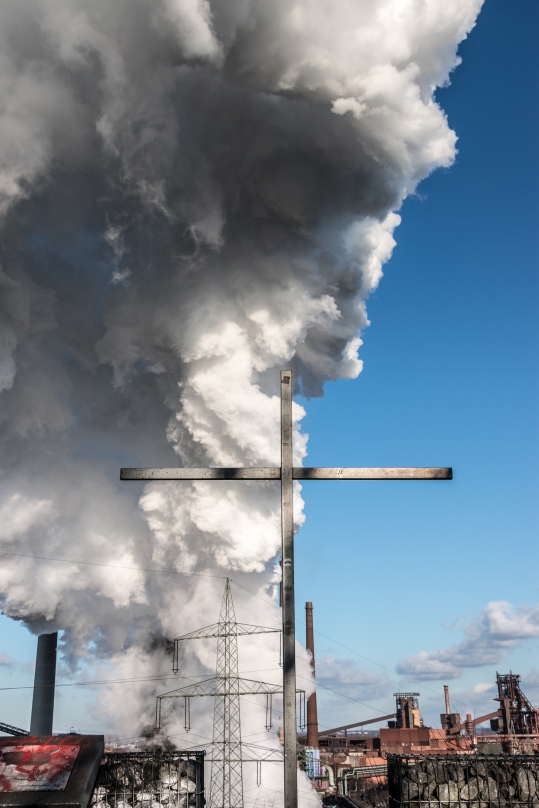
0,668 -> 282,692
295,672 -> 389,715
0,550 -> 225,580
229,579 -> 471,710
0,550 -> 471,712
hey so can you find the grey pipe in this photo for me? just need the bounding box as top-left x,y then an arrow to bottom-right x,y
30,632 -> 57,736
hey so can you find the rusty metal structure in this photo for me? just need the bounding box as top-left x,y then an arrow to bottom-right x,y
493,673 -> 539,736
314,714 -> 397,744
440,685 -> 461,733
0,721 -> 29,737
122,368 -> 452,808
392,695 -> 421,730
305,602 -> 319,749
437,674 -> 539,743
302,676 -> 539,803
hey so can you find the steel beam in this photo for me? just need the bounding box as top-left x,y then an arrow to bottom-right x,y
281,371 -> 297,808
448,709 -> 502,735
0,721 -> 29,737
294,467 -> 452,480
121,467 -> 452,481
121,468 -> 281,480
314,713 -> 397,737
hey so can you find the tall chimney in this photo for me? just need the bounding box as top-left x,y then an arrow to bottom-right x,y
30,632 -> 58,736
305,602 -> 319,747
444,685 -> 451,715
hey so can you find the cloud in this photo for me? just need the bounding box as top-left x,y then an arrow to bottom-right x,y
317,656 -> 392,701
397,601 -> 539,680
0,652 -> 15,667
472,682 -> 496,695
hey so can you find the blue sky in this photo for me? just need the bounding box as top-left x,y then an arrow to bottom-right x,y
296,0 -> 539,729
1,0 -> 537,735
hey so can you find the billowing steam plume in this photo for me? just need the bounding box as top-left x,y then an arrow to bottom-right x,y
0,0 -> 482,799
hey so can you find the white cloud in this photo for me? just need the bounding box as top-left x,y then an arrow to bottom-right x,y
0,652 -> 15,667
397,601 -> 539,680
317,655 -> 392,701
472,682 -> 496,695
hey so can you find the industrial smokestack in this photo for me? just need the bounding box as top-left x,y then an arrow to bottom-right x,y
444,684 -> 451,715
305,602 -> 319,748
30,633 -> 57,736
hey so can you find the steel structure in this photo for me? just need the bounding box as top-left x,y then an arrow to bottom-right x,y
0,721 -> 29,737
122,369 -> 452,808
394,693 -> 421,729
495,672 -> 539,735
156,579 -> 303,808
307,713 -> 397,738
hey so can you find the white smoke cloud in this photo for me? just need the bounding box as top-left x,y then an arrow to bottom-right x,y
397,600 -> 539,680
0,0 -> 483,802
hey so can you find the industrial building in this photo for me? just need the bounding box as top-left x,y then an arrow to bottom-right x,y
298,604 -> 539,805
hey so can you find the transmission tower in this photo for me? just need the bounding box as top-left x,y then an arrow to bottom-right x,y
156,579 -> 305,808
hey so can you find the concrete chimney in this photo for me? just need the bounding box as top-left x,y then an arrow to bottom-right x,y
30,632 -> 58,736
305,602 -> 319,748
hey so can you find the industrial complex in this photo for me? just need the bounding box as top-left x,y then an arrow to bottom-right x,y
1,594 -> 539,808
297,604 -> 539,806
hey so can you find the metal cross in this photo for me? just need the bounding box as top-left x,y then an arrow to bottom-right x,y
121,370 -> 452,808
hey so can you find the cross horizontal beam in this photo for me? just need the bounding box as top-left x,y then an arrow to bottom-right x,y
121,467 -> 452,481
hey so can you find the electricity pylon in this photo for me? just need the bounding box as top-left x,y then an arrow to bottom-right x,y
156,579 -> 305,808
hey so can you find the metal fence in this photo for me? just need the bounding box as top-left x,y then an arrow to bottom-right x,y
387,754 -> 539,808
90,750 -> 205,808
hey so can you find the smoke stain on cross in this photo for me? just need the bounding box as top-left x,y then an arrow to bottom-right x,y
121,370 -> 452,808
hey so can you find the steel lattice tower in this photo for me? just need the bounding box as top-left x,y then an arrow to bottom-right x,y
155,579 -> 304,808
212,579 -> 243,808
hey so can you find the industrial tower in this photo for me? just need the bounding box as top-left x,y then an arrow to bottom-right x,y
156,579 -> 304,808
494,672 -> 539,735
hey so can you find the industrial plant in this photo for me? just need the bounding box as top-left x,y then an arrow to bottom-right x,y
1,594 -> 539,808
296,604 -> 539,808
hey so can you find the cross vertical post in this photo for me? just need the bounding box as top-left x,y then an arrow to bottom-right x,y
280,371 -> 297,808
